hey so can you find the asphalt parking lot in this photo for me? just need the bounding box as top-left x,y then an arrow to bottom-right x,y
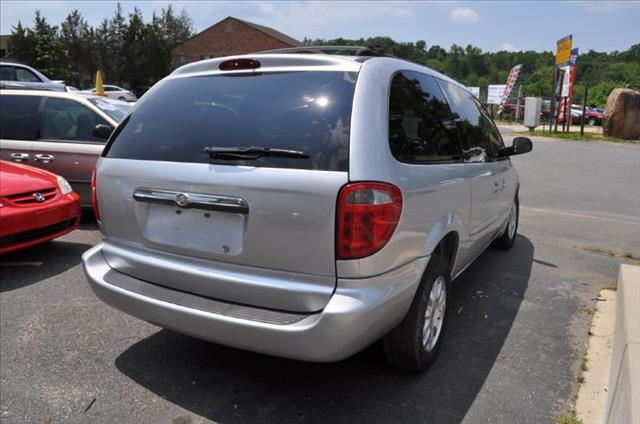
1,136 -> 639,424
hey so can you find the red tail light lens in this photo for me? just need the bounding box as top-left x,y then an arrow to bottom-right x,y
91,164 -> 100,222
337,182 -> 402,260
219,58 -> 261,71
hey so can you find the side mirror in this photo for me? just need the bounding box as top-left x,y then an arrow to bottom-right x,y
93,124 -> 113,140
498,137 -> 533,157
512,137 -> 533,155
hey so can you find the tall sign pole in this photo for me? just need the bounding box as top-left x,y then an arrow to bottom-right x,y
558,47 -> 579,130
567,48 -> 579,128
554,34 -> 572,132
515,85 -> 523,122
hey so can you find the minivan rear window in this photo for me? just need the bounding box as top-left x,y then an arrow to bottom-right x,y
105,71 -> 358,171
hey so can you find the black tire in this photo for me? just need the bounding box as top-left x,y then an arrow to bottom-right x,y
118,96 -> 126,101
383,255 -> 451,371
492,195 -> 519,250
588,118 -> 596,126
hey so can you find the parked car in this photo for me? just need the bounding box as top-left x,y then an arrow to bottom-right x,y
0,62 -> 66,92
82,85 -> 137,102
0,160 -> 80,254
83,50 -> 532,371
557,105 -> 585,125
584,108 -> 603,126
0,90 -> 132,206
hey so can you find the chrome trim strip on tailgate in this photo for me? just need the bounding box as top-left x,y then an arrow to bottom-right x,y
133,188 -> 249,214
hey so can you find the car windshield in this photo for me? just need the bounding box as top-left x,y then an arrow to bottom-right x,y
88,97 -> 132,122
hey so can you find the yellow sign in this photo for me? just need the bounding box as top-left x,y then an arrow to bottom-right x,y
556,35 -> 572,65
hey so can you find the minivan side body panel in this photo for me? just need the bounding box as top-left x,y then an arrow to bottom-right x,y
343,58 -> 473,279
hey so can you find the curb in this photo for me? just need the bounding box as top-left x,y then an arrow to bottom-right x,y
606,264 -> 640,423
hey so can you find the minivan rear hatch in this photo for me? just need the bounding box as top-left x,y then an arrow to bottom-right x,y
97,61 -> 359,313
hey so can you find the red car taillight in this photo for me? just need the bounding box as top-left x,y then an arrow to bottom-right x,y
337,182 -> 402,260
91,164 -> 100,222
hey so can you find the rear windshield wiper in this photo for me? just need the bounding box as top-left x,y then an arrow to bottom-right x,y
204,146 -> 309,160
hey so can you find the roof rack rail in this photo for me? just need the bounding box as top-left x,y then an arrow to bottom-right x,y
256,45 -> 392,57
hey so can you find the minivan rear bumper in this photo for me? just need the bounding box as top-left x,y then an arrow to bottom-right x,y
83,243 -> 428,362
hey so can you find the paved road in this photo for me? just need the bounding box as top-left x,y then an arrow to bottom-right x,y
511,136 -> 640,256
1,137 -> 638,424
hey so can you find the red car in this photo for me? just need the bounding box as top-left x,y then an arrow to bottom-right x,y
0,160 -> 81,254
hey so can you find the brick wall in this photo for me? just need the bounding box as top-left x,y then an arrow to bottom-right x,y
171,18 -> 295,66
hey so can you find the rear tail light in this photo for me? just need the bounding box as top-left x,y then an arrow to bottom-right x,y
337,182 -> 402,260
219,58 -> 261,71
91,164 -> 100,222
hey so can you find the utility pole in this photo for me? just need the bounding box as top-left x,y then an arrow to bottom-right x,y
515,85 -> 523,123
562,97 -> 568,132
580,81 -> 589,137
552,68 -> 565,133
550,68 -> 557,133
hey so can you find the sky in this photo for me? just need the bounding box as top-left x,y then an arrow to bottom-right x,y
1,1 -> 639,53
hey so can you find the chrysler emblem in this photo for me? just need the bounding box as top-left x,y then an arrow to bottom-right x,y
175,193 -> 190,207
33,192 -> 46,202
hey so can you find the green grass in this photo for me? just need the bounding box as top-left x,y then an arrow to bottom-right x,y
554,413 -> 584,424
513,129 -> 635,143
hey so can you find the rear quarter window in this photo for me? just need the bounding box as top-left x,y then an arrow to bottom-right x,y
388,71 -> 460,163
438,80 -> 505,159
105,71 -> 357,171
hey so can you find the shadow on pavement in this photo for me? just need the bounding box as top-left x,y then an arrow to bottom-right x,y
80,208 -> 98,230
0,239 -> 93,292
0,209 -> 97,292
115,236 -> 534,424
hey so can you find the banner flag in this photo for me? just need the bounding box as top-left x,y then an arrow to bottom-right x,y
497,64 -> 523,114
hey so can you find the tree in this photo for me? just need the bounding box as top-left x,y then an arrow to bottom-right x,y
121,8 -> 147,88
7,21 -> 36,64
5,7 -> 634,103
60,10 -> 91,85
31,11 -> 63,78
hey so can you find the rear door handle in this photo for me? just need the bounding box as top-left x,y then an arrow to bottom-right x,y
492,180 -> 502,193
10,153 -> 29,162
34,154 -> 55,163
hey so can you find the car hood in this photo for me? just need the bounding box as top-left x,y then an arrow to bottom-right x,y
0,161 -> 58,197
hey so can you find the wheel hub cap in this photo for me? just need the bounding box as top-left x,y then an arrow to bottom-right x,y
423,276 -> 447,351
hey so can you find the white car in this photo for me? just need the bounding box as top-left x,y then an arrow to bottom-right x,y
82,85 -> 137,102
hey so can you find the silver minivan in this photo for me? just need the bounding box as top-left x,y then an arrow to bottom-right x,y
82,49 -> 532,370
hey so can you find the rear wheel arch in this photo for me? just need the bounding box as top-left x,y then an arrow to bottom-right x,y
431,231 -> 459,272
